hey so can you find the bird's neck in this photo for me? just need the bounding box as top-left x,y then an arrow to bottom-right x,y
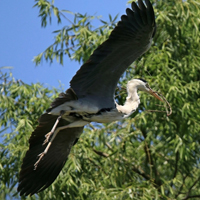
116,87 -> 140,118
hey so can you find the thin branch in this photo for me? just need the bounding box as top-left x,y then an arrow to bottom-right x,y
92,148 -> 151,181
59,10 -> 74,24
87,157 -> 108,175
182,194 -> 200,200
182,176 -> 200,200
175,174 -> 188,199
131,163 -> 151,181
115,91 -> 127,98
173,152 -> 179,179
156,91 -> 172,116
88,123 -> 97,130
143,69 -> 172,116
188,176 -> 200,192
171,152 -> 179,187
93,148 -> 109,158
143,139 -> 154,178
145,110 -> 167,113
167,152 -> 179,196
105,142 -> 113,150
141,129 -> 160,186
155,104 -> 167,107
119,156 -> 151,181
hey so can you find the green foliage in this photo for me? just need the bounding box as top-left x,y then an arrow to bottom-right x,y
1,0 -> 200,199
33,9 -> 118,65
0,68 -> 58,199
33,0 -> 63,27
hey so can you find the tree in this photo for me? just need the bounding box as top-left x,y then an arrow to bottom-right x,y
1,0 -> 200,199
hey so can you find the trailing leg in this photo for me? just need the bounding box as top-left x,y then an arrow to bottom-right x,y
34,119 -> 89,169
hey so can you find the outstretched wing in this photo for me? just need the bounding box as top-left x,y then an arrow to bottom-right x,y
70,0 -> 156,109
18,88 -> 83,196
18,113 -> 84,196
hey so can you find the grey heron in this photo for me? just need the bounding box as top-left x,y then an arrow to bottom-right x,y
18,0 -> 162,196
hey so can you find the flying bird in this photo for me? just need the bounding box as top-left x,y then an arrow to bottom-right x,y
18,0 -> 162,196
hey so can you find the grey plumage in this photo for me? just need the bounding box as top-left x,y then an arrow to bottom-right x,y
70,0 -> 156,109
18,0 -> 157,196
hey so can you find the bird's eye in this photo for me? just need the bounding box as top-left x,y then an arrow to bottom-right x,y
146,83 -> 150,88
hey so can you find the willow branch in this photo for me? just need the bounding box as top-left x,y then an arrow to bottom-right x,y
92,148 -> 151,181
182,176 -> 200,200
87,157 -> 108,175
175,174 -> 188,199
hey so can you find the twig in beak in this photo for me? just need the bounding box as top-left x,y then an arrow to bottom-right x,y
154,91 -> 172,116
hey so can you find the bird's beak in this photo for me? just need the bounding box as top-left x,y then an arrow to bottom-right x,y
148,89 -> 163,102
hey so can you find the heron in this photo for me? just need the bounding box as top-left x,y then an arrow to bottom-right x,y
18,0 -> 162,196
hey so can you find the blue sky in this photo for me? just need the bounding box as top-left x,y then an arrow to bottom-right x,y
0,0 -> 129,89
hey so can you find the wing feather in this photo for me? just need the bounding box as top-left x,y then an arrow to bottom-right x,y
70,0 -> 156,109
18,113 -> 84,196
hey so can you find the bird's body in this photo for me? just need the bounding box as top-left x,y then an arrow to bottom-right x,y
49,79 -> 147,124
17,0 -> 163,196
50,79 -> 162,124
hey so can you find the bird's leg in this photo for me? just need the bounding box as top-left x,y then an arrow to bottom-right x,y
34,120 -> 89,170
43,111 -> 65,145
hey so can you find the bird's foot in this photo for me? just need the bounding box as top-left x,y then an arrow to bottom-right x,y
43,131 -> 53,145
34,113 -> 65,170
42,113 -> 63,145
34,152 -> 45,170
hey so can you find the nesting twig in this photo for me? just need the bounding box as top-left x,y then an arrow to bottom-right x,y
143,69 -> 172,116
156,91 -> 172,116
145,90 -> 172,116
146,90 -> 172,117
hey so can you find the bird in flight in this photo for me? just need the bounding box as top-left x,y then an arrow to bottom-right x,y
18,0 -> 162,196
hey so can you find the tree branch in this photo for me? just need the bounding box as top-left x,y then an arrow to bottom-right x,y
169,152 -> 179,190
87,157 -> 108,175
141,129 -> 162,187
105,142 -> 113,150
93,148 -> 109,158
92,148 -> 151,181
175,174 -> 188,199
182,194 -> 200,200
182,176 -> 200,200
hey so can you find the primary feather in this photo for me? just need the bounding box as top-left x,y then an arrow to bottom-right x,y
18,0 -> 156,196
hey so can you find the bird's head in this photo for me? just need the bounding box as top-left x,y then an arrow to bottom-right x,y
127,78 -> 163,102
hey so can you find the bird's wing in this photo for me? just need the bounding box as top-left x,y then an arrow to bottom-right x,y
18,113 -> 84,196
70,0 -> 156,109
46,88 -> 78,112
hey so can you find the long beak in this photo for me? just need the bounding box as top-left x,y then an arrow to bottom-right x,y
149,89 -> 163,102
